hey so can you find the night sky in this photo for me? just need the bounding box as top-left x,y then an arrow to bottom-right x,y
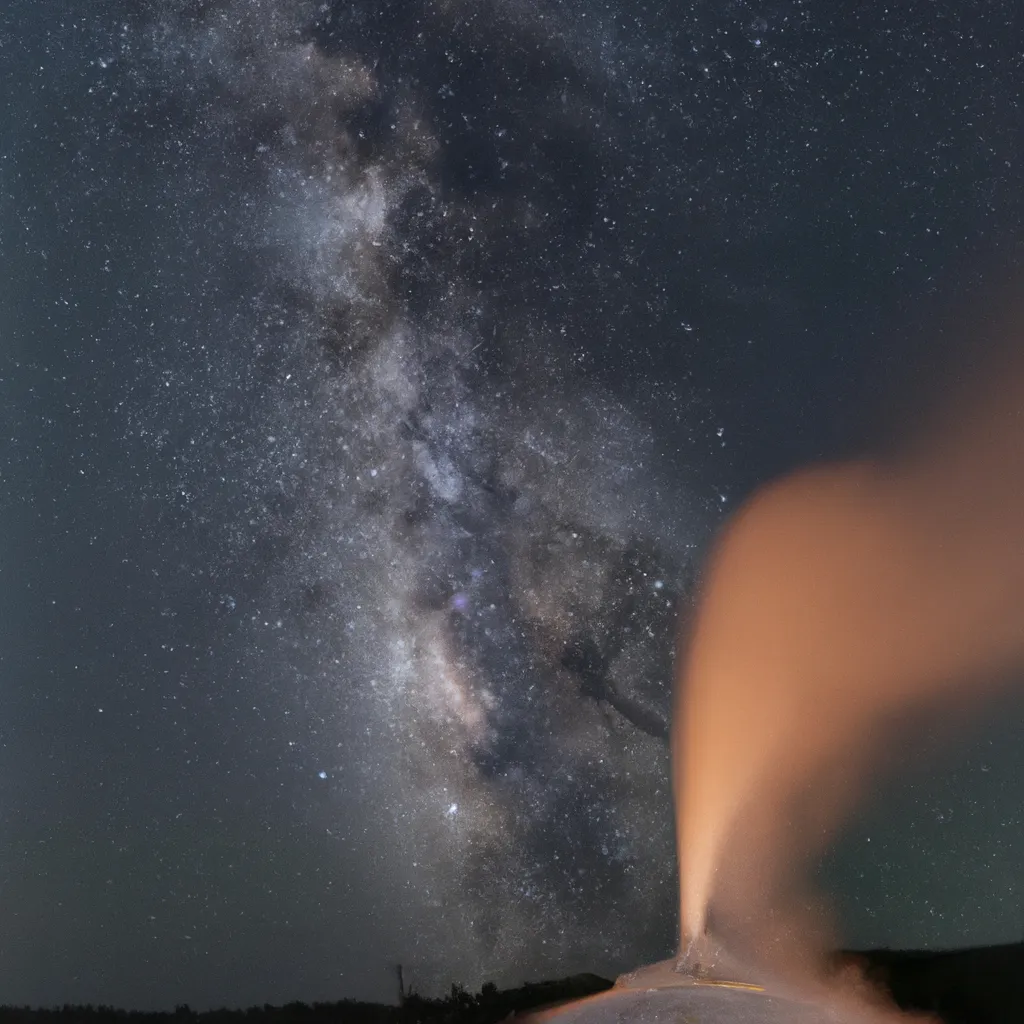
2,0 -> 1023,1012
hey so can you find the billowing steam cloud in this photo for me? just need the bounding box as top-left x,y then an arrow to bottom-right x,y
674,289 -> 1024,981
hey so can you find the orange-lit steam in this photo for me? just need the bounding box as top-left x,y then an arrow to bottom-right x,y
673,299 -> 1024,978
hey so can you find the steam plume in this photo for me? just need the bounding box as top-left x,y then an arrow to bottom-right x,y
673,289 -> 1024,976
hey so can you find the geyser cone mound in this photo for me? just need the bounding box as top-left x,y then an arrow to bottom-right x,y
527,985 -> 911,1024
528,937 -> 926,1024
529,947 -> 920,1024
617,932 -> 769,990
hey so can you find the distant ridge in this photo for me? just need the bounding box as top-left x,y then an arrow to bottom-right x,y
6,947 -> 1024,1024
0,974 -> 615,1024
837,940 -> 1024,1022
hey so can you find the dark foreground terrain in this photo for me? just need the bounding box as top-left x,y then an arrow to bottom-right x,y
839,941 -> 1024,1023
0,975 -> 614,1024
3,943 -> 1023,1024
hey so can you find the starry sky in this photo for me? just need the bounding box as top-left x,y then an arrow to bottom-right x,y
1,0 -> 1023,1012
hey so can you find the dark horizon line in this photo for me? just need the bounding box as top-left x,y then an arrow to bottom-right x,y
0,972 -> 616,1020
9,938 -> 1024,1018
